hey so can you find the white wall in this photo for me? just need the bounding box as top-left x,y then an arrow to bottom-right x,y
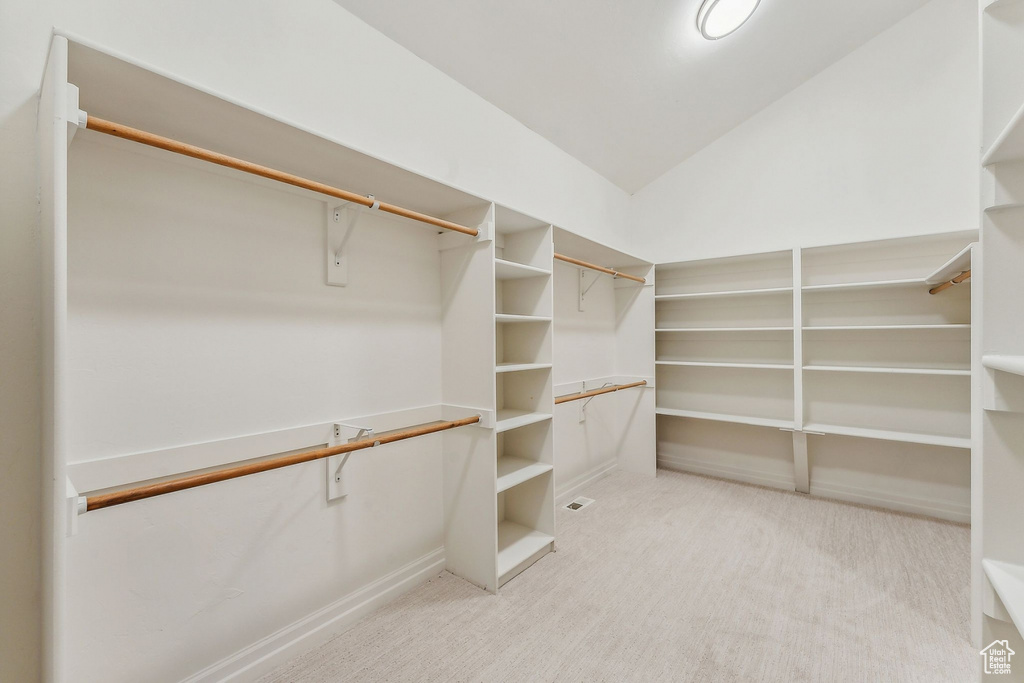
630,0 -> 980,263
0,0 -> 631,679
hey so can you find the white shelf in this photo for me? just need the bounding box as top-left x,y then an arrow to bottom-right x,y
924,243 -> 974,285
496,458 -> 553,493
983,559 -> 1024,632
804,365 -> 970,376
654,287 -> 792,300
802,278 -> 925,292
656,361 -> 793,370
986,0 -> 1024,11
803,324 -> 970,331
656,407 -> 794,430
495,410 -> 552,433
983,355 -> 1024,377
985,203 -> 1024,214
494,258 -> 551,280
495,314 -> 552,324
802,423 -> 970,449
497,521 -> 554,579
983,98 -> 1024,166
655,326 -> 793,333
495,362 -> 552,374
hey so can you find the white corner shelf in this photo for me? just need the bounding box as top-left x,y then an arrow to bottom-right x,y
802,278 -> 925,292
495,314 -> 552,324
656,361 -> 793,370
803,324 -> 970,331
983,559 -> 1024,631
495,410 -> 552,433
924,244 -> 974,286
983,99 -> 1024,166
655,326 -> 793,333
654,287 -> 792,300
803,365 -> 971,376
495,258 -> 551,280
496,458 -> 553,493
495,362 -> 552,374
802,423 -> 970,449
655,407 -> 794,430
983,355 -> 1024,377
497,521 -> 554,579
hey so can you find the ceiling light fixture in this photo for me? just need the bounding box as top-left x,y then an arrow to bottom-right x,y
697,0 -> 761,40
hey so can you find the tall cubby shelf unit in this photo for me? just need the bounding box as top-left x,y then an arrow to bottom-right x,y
655,232 -> 977,521
492,209 -> 556,587
978,0 -> 1024,654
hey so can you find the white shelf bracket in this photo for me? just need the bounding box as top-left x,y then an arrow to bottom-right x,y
578,270 -> 603,311
327,422 -> 377,501
327,200 -> 377,287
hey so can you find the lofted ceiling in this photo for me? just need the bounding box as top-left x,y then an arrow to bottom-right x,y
333,0 -> 932,193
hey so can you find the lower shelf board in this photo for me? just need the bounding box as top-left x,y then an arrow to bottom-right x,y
496,458 -> 553,493
655,407 -> 794,430
495,410 -> 552,433
983,559 -> 1024,631
801,423 -> 971,449
497,520 -> 554,582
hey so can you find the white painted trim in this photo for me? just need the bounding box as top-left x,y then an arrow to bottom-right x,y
555,459 -> 617,507
809,481 -> 970,524
179,548 -> 445,683
656,454 -> 795,491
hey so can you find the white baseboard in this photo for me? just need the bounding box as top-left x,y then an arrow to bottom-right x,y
809,481 -> 970,524
555,459 -> 617,507
657,454 -> 795,491
180,548 -> 445,683
657,454 -> 970,523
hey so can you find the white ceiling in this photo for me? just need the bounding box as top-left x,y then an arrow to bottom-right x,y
333,0 -> 932,193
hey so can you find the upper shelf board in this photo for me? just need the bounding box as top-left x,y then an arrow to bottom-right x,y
654,287 -> 792,300
495,259 -> 551,280
983,98 -> 1024,166
64,38 -> 490,222
983,355 -> 1024,377
924,244 -> 975,285
802,278 -> 925,292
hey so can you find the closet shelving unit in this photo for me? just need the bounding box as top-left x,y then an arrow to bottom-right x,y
491,208 -> 555,585
978,0 -> 1024,649
552,229 -> 656,491
41,33 -> 642,680
655,233 -> 976,513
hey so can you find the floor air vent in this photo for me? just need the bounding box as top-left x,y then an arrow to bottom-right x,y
565,496 -> 595,510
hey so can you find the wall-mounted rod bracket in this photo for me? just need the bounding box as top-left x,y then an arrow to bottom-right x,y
328,422 -> 378,501
578,269 -> 604,312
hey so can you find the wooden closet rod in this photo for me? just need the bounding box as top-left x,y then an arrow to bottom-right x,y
554,253 -> 646,284
83,415 -> 481,513
929,269 -> 971,295
82,115 -> 478,237
554,380 -> 647,405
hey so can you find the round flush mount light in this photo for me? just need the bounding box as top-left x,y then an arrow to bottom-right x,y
697,0 -> 761,40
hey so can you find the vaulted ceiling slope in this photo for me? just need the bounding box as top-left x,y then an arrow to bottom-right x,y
334,0 -> 932,193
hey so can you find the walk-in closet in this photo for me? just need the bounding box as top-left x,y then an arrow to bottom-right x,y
1,0 -> 1016,680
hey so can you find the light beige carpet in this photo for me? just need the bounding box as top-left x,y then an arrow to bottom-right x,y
261,470 -> 972,682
